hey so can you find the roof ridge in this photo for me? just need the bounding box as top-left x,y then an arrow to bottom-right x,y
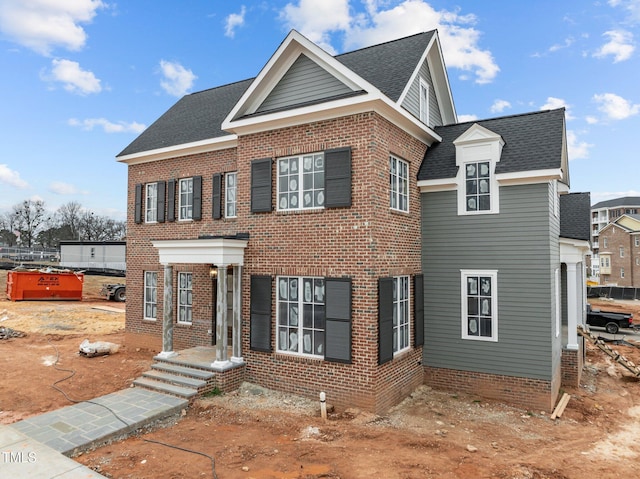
447,108 -> 565,128
185,77 -> 254,96
335,30 -> 435,58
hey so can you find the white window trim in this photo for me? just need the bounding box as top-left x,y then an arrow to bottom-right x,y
143,271 -> 158,321
225,172 -> 237,218
276,276 -> 325,358
390,154 -> 409,213
419,77 -> 429,125
555,268 -> 560,338
552,180 -> 559,218
393,275 -> 411,355
177,272 -> 193,324
461,270 -> 498,342
145,182 -> 158,223
178,177 -> 194,221
620,246 -> 625,258
635,236 -> 640,247
276,153 -> 325,212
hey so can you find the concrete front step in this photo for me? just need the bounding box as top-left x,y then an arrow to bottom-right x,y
151,362 -> 215,381
142,369 -> 207,389
133,377 -> 198,399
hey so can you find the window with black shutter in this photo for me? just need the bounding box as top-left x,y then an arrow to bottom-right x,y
324,277 -> 352,363
192,175 -> 202,220
212,173 -> 222,219
325,147 -> 352,208
251,158 -> 272,213
157,180 -> 166,223
378,277 -> 394,364
167,179 -> 176,222
250,275 -> 272,352
134,184 -> 142,224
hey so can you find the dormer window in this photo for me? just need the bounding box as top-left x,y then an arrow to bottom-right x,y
454,124 -> 504,216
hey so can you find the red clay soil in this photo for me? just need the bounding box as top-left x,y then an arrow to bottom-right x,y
2,273 -> 640,478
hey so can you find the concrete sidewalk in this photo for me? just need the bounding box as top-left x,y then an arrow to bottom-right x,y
1,387 -> 188,478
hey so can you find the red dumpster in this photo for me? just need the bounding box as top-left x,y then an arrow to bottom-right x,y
6,270 -> 84,301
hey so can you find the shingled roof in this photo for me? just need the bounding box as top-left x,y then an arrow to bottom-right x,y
591,196 -> 640,209
560,192 -> 591,241
118,31 -> 436,158
417,108 -> 566,181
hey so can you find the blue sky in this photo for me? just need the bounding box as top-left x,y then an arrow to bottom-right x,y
1,0 -> 639,220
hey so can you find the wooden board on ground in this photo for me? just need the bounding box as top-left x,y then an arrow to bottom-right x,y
91,305 -> 125,313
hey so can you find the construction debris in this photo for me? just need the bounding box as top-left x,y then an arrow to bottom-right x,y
578,325 -> 640,377
0,326 -> 26,340
79,339 -> 120,357
551,393 -> 571,420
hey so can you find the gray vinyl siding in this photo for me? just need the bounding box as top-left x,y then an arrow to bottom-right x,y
258,54 -> 353,113
401,60 -> 442,128
421,183 -> 559,381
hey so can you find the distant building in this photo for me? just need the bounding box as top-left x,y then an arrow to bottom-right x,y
597,214 -> 640,287
59,241 -> 126,273
590,196 -> 640,278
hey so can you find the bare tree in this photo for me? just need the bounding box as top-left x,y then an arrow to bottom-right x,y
56,201 -> 83,240
12,200 -> 47,248
0,211 -> 19,246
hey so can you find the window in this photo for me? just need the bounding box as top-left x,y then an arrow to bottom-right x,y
277,153 -> 324,210
419,77 -> 429,124
620,246 -> 625,258
465,162 -> 491,212
225,172 -> 237,218
145,183 -> 158,222
177,272 -> 193,324
621,268 -> 625,278
179,178 -> 193,220
90,247 -> 95,259
392,276 -> 410,354
461,270 -> 498,341
276,276 -> 325,357
603,237 -> 608,248
635,237 -> 639,247
601,256 -> 610,268
144,272 -> 157,320
636,257 -> 640,266
390,155 -> 409,212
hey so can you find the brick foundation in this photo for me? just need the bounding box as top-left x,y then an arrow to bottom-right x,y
424,366 -> 558,412
561,338 -> 584,388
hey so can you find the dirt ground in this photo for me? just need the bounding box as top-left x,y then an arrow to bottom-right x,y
2,268 -> 640,478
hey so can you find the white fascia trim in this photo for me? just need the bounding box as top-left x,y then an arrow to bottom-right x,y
496,168 -> 563,186
225,94 -> 442,145
417,178 -> 457,193
117,135 -> 237,165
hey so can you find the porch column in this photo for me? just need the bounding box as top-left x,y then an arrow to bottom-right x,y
158,264 -> 177,358
213,264 -> 229,366
231,265 -> 243,363
566,262 -> 579,350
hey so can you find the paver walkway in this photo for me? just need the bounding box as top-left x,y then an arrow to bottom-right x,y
1,387 -> 188,478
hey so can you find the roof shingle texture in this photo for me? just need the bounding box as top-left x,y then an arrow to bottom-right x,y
591,196 -> 640,209
417,109 -> 566,180
117,31 -> 435,157
560,192 -> 591,241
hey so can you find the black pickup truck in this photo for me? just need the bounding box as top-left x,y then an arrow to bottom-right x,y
586,304 -> 634,334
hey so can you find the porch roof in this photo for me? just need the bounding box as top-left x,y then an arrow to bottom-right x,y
151,238 -> 248,266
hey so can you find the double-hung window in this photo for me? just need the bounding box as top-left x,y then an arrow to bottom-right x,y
145,183 -> 158,222
635,236 -> 640,247
179,178 -> 194,220
465,162 -> 491,212
390,155 -> 409,212
620,246 -> 625,258
393,276 -> 410,354
177,272 -> 193,324
143,271 -> 157,320
277,276 -> 325,357
277,153 -> 324,210
419,77 -> 429,124
461,270 -> 498,341
226,172 -> 237,218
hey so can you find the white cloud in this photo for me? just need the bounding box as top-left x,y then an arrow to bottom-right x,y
280,0 -> 499,83
457,114 -> 478,122
49,181 -> 86,195
159,60 -> 197,97
608,0 -> 640,23
593,92 -> 640,120
566,130 -> 593,161
0,164 -> 28,189
593,30 -> 635,62
0,0 -> 104,56
68,118 -> 146,133
585,115 -> 598,124
225,6 -> 246,38
490,99 -> 511,113
540,97 -> 574,120
548,36 -> 574,52
47,59 -> 102,94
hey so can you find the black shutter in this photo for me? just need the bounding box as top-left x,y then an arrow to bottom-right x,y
212,173 -> 222,219
414,274 -> 424,347
157,181 -> 166,223
324,277 -> 352,363
250,275 -> 272,352
325,147 -> 352,208
378,277 -> 394,365
167,179 -> 176,222
134,184 -> 142,224
251,158 -> 272,213
192,175 -> 202,220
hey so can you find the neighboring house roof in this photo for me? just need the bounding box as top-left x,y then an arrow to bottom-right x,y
591,196 -> 640,209
560,192 -> 591,241
418,109 -> 566,181
119,30 -> 453,159
118,79 -> 252,157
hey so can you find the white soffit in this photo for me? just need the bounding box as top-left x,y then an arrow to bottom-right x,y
151,238 -> 248,265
